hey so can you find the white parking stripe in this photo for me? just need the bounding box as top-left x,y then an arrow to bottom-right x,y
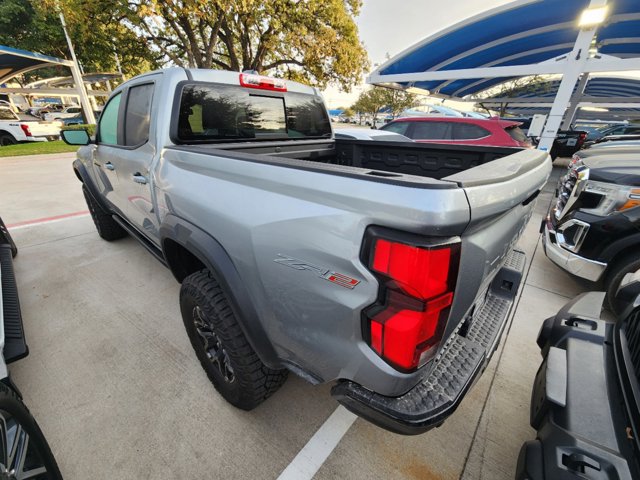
277,406 -> 357,480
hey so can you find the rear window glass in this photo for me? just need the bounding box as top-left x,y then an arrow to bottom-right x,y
380,121 -> 410,135
452,123 -> 490,140
0,109 -> 16,120
176,84 -> 331,143
410,121 -> 452,140
505,126 -> 528,142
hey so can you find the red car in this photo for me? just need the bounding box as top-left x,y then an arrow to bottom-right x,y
379,116 -> 532,148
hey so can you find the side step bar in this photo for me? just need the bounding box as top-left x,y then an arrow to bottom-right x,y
0,245 -> 28,363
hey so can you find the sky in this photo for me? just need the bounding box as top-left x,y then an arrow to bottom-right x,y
320,0 -> 518,109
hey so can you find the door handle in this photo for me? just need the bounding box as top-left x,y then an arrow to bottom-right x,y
104,162 -> 115,171
132,173 -> 148,185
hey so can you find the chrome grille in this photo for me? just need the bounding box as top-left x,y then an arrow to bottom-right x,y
554,163 -> 589,220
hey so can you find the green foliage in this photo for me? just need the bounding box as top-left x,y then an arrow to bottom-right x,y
0,140 -> 79,157
113,0 -> 369,90
0,0 -> 158,82
351,87 -> 418,121
61,123 -> 96,136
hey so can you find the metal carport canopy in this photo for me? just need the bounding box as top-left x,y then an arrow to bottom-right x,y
0,45 -> 95,123
368,0 -> 640,150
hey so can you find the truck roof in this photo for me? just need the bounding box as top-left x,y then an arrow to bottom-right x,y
128,67 -> 320,96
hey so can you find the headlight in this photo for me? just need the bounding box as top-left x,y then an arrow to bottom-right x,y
583,180 -> 640,215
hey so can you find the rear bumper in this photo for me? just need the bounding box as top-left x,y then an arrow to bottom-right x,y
541,217 -> 606,282
331,249 -> 525,435
516,292 -> 638,480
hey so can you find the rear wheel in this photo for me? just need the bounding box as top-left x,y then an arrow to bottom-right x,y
82,185 -> 127,241
605,252 -> 640,315
0,382 -> 62,479
180,269 -> 288,410
0,134 -> 16,147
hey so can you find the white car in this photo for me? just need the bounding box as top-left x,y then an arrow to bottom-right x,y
0,106 -> 62,145
44,105 -> 82,122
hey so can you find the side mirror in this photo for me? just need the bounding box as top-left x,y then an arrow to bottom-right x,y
61,129 -> 91,146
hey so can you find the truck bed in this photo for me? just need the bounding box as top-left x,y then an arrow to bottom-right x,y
171,138 -> 529,185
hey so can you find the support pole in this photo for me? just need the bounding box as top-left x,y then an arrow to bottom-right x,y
58,9 -> 96,124
561,73 -> 589,130
537,0 -> 607,152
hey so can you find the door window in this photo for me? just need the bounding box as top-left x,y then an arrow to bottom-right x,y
125,84 -> 154,146
98,93 -> 122,145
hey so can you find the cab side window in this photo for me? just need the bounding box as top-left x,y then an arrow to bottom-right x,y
124,84 -> 154,146
98,93 -> 122,145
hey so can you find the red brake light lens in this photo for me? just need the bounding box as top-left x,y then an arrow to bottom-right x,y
239,73 -> 287,92
364,234 -> 460,371
20,124 -> 32,137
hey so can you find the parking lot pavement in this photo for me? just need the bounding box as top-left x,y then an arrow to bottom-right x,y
1,153 -> 590,479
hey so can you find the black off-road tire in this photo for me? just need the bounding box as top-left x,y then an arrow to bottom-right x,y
180,269 -> 288,410
0,133 -> 16,146
0,382 -> 63,479
605,252 -> 640,315
82,185 -> 127,241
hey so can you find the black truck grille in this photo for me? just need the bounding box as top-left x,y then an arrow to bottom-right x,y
623,309 -> 640,384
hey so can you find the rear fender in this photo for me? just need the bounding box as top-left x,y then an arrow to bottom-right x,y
159,215 -> 281,369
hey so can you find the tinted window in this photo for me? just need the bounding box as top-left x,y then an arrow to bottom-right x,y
624,127 -> 640,134
380,121 -> 410,135
410,121 -> 452,140
68,107 -> 81,114
125,83 -> 153,146
452,123 -> 490,140
98,93 -> 121,145
177,84 -> 331,143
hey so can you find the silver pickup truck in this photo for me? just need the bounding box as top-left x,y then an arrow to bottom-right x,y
62,68 -> 551,434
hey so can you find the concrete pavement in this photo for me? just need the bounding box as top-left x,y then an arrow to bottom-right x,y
0,152 -> 591,479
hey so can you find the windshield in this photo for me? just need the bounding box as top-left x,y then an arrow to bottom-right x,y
176,84 -> 331,143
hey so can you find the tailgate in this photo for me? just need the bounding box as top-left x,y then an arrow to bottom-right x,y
443,149 -> 551,340
26,121 -> 62,136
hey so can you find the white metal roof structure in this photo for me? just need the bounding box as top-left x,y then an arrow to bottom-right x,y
369,0 -> 640,150
0,45 -> 96,123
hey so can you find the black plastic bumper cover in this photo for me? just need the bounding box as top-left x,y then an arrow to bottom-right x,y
331,249 -> 526,435
516,292 -> 639,480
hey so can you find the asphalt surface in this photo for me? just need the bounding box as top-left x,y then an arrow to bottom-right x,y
0,152 -> 593,479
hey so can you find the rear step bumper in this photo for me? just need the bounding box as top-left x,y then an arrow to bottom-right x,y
331,249 -> 526,435
0,245 -> 28,363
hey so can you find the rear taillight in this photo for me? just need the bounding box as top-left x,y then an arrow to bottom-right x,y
239,73 -> 287,92
20,124 -> 32,137
362,229 -> 460,371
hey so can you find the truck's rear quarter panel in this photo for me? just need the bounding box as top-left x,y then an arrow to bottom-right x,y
155,146 -> 550,397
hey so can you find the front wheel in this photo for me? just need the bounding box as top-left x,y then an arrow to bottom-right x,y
179,269 -> 288,410
0,382 -> 62,479
82,185 -> 127,241
605,253 -> 640,315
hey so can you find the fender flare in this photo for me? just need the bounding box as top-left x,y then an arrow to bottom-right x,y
159,214 -> 281,369
72,159 -> 111,212
599,232 -> 640,264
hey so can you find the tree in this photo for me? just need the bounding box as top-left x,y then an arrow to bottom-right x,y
116,0 -> 368,90
476,75 -> 551,116
0,0 -> 159,81
352,87 -> 418,125
379,88 -> 418,118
